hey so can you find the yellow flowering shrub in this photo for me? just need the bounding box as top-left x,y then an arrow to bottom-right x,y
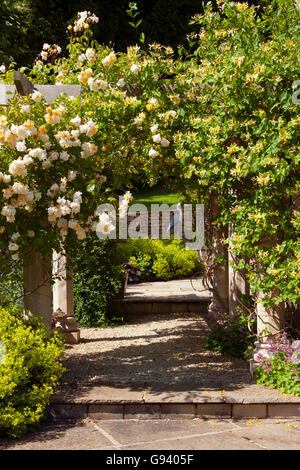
0,308 -> 65,437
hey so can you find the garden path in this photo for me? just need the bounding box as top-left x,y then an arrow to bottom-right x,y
52,279 -> 300,419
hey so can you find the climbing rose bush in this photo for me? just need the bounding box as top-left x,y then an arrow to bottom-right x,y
0,10 -> 195,265
0,90 -> 135,263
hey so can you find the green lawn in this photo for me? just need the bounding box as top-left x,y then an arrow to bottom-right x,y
130,186 -> 184,210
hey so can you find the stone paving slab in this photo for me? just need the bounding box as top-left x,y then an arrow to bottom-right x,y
1,418 -> 300,450
125,278 -> 211,302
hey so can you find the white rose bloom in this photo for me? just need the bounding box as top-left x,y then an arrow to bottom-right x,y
27,230 -> 35,238
68,170 -> 77,181
41,51 -> 48,61
8,242 -> 19,251
9,158 -> 27,176
149,148 -> 158,158
30,91 -> 43,102
2,174 -> 11,183
11,232 -> 20,241
20,105 -> 30,113
42,160 -> 52,169
86,48 -> 96,61
76,227 -> 86,240
60,151 -> 70,161
88,77 -> 99,92
56,218 -> 67,229
130,64 -> 140,74
48,151 -> 59,162
12,182 -> 27,194
0,65 -> 6,74
160,138 -> 170,147
23,155 -> 33,167
71,115 -> 81,126
29,148 -> 47,161
1,205 -> 16,222
78,53 -> 86,62
70,201 -> 80,214
11,253 -> 19,260
117,78 -> 126,88
43,43 -> 50,50
68,219 -> 78,230
73,191 -> 82,203
96,212 -> 115,236
60,204 -> 71,216
152,133 -> 161,144
16,141 -> 27,152
150,124 -> 159,133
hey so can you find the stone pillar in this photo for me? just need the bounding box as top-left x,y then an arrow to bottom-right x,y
256,292 -> 286,342
208,196 -> 229,313
250,237 -> 286,376
23,249 -> 52,329
52,250 -> 80,344
228,223 -> 249,314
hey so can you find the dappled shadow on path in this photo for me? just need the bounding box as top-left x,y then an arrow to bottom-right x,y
58,313 -> 252,399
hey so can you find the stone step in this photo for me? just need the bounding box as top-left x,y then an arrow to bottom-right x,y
120,298 -> 210,316
48,384 -> 300,421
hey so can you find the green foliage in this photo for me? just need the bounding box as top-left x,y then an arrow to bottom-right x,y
117,238 -> 202,281
71,234 -> 125,327
0,307 -> 65,438
176,0 -> 300,309
254,357 -> 300,396
253,333 -> 300,396
0,255 -> 23,315
205,307 -> 256,360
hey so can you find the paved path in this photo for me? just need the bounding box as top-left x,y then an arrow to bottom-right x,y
125,278 -> 211,301
1,418 -> 300,450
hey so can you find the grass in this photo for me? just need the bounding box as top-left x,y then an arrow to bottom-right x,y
130,185 -> 184,210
